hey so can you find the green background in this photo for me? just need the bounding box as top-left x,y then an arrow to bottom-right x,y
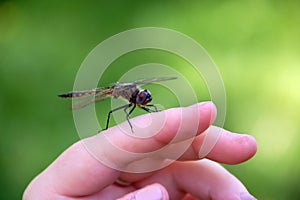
1,0 -> 300,199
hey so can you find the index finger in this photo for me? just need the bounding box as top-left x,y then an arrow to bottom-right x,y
83,101 -> 216,172
28,102 -> 216,198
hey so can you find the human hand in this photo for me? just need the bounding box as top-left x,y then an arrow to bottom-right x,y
23,102 -> 257,200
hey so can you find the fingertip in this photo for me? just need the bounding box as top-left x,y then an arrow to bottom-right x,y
239,134 -> 257,162
135,183 -> 169,200
205,101 -> 217,124
206,130 -> 258,165
118,183 -> 169,200
156,102 -> 217,143
229,133 -> 257,163
198,101 -> 217,134
195,101 -> 217,121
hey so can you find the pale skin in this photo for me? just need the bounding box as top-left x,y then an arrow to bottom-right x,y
23,102 -> 257,200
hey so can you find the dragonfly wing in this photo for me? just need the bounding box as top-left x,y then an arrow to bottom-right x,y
94,87 -> 114,102
72,96 -> 96,110
71,87 -> 113,110
110,77 -> 177,98
133,77 -> 177,85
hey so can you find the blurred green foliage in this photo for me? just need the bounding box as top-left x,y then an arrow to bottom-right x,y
1,0 -> 300,199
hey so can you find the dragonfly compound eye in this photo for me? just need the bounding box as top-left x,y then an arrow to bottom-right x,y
137,90 -> 152,105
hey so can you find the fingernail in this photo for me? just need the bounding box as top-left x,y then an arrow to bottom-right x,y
135,185 -> 163,200
240,192 -> 257,200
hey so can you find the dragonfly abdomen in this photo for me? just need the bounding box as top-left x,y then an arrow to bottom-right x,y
58,90 -> 97,98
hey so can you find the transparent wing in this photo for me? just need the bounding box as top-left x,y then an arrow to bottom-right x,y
72,77 -> 177,109
133,77 -> 177,85
59,77 -> 177,110
70,87 -> 113,110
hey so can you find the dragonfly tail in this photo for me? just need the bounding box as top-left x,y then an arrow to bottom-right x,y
58,93 -> 74,98
58,91 -> 97,98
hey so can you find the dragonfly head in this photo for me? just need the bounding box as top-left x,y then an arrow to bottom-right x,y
136,89 -> 152,105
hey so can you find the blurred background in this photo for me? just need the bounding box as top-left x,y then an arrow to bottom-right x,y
1,0 -> 299,199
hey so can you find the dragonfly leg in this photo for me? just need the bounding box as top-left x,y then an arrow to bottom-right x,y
142,104 -> 159,112
124,104 -> 136,132
104,104 -> 131,130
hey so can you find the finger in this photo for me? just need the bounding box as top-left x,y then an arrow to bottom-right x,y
117,127 -> 257,184
172,160 -> 256,200
134,160 -> 256,200
117,183 -> 169,200
104,101 -> 216,152
24,102 -> 216,198
177,126 -> 257,164
203,128 -> 257,164
82,102 -> 216,171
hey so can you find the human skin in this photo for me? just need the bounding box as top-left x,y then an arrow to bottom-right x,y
23,102 -> 257,200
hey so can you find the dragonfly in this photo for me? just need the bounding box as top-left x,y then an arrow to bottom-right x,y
58,77 -> 177,131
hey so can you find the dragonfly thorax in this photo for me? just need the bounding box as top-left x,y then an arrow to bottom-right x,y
135,89 -> 152,105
